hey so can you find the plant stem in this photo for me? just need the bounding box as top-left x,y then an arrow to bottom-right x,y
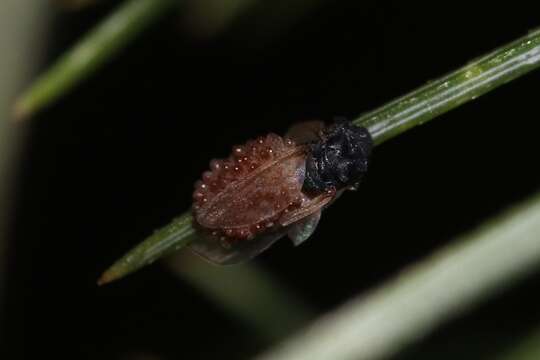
256,191 -> 540,360
495,328 -> 540,360
0,0 -> 51,322
14,0 -> 177,120
99,27 -> 540,285
98,213 -> 195,285
354,28 -> 540,145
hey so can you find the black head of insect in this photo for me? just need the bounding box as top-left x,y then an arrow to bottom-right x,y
302,121 -> 372,194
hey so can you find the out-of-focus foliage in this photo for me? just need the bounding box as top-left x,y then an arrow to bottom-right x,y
257,191 -> 540,360
55,0 -> 101,11
0,0 -> 50,312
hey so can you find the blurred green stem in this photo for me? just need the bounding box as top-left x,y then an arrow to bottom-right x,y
256,191 -> 540,360
165,252 -> 313,341
14,0 -> 177,120
0,0 -> 50,319
100,28 -> 540,285
496,328 -> 540,360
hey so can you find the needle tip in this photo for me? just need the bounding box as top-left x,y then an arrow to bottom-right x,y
97,269 -> 115,286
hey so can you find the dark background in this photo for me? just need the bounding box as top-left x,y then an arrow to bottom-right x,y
3,0 -> 540,359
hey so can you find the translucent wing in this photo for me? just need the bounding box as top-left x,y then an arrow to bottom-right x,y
190,230 -> 288,265
287,211 -> 321,246
285,120 -> 324,144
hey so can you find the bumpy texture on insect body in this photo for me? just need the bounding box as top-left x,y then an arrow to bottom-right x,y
192,134 -> 306,243
191,121 -> 373,264
303,122 -> 372,193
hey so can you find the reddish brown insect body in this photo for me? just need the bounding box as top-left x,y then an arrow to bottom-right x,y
193,134 -> 304,242
191,128 -> 335,264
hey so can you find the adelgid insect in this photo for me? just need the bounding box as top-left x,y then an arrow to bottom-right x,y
191,120 -> 373,264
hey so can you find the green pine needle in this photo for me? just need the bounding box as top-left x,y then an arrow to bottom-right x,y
99,28 -> 540,285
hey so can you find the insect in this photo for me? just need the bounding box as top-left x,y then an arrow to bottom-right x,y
190,120 -> 373,264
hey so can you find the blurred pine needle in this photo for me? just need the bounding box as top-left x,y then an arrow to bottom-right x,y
0,0 -> 51,314
165,252 -> 314,341
13,0 -> 178,120
256,190 -> 540,360
496,328 -> 540,360
15,0 -> 330,120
